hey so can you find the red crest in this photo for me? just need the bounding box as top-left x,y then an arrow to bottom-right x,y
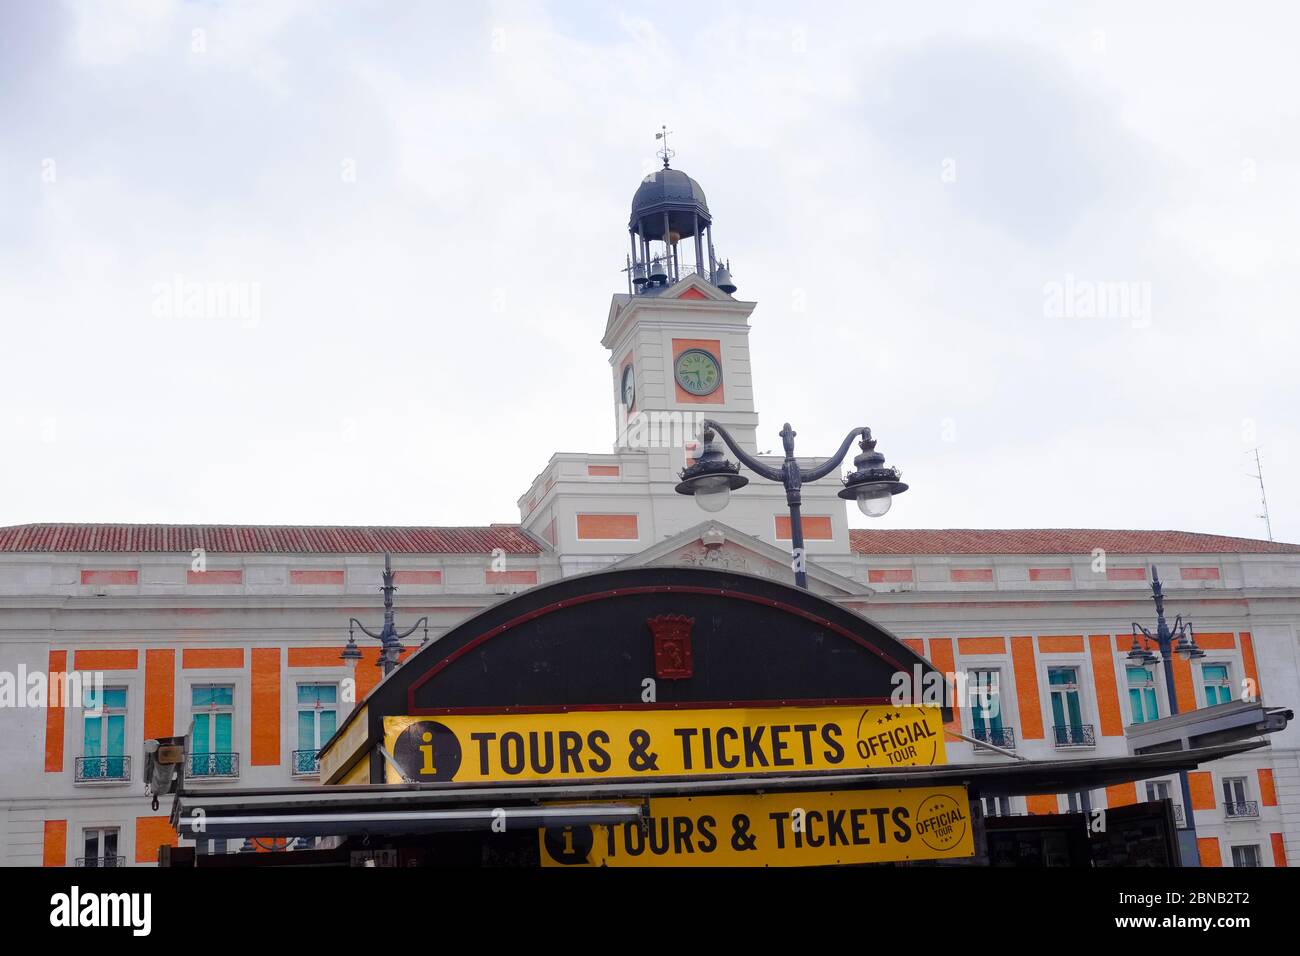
647,614 -> 694,679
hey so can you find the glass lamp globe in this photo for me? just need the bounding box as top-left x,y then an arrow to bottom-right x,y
692,474 -> 733,513
856,487 -> 893,517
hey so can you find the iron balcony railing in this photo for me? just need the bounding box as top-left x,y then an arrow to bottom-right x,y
76,856 -> 124,867
292,750 -> 321,776
970,727 -> 1016,751
74,755 -> 131,783
1225,801 -> 1259,819
188,753 -> 239,779
1051,724 -> 1096,748
1173,804 -> 1186,826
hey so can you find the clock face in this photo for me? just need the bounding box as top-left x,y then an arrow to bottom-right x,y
621,364 -> 635,407
674,348 -> 722,396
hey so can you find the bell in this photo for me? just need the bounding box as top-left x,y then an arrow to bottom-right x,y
648,257 -> 668,282
631,261 -> 648,286
714,265 -> 736,294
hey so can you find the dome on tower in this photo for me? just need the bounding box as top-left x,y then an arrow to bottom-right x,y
629,166 -> 711,239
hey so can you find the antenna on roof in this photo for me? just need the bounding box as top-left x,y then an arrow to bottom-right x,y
1247,448 -> 1273,541
655,125 -> 675,168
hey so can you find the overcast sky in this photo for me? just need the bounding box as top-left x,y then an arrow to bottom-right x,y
1,0 -> 1296,543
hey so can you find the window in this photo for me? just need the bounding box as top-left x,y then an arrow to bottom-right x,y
982,796 -> 1012,818
81,827 -> 120,867
1201,663 -> 1233,707
191,685 -> 237,777
81,686 -> 128,780
296,684 -> 338,775
1048,667 -> 1090,746
1126,665 -> 1160,723
1231,845 -> 1261,868
969,669 -> 1007,745
1145,780 -> 1171,802
1222,777 -> 1257,817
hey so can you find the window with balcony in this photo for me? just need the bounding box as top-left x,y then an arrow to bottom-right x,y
1048,667 -> 1094,747
969,669 -> 1014,750
295,684 -> 338,776
1222,777 -> 1258,818
1145,780 -> 1184,826
78,686 -> 129,782
79,827 -> 121,867
1126,665 -> 1160,724
191,685 -> 238,778
1230,845 -> 1261,867
1200,663 -> 1234,707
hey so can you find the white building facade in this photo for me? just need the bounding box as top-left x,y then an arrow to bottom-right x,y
2,162 -> 1297,868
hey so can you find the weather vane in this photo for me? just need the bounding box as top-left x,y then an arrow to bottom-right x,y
655,125 -> 675,167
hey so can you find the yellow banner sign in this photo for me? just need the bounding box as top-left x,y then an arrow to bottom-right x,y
540,787 -> 973,867
383,704 -> 945,784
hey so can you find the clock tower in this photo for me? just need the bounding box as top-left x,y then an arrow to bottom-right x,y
517,146 -> 855,577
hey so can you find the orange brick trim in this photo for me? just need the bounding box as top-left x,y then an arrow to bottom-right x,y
1037,635 -> 1084,654
1089,634 -> 1123,736
957,637 -> 1005,655
1197,837 -> 1222,867
903,639 -> 924,655
250,648 -> 280,766
43,820 -> 67,867
576,514 -> 639,540
1258,769 -> 1277,807
80,569 -> 138,585
44,650 -> 67,772
1188,771 -> 1215,811
144,649 -> 175,740
868,569 -> 913,583
587,465 -> 621,477
486,570 -> 538,585
1029,568 -> 1072,582
135,817 -> 178,864
1011,637 -> 1044,740
1106,782 -> 1137,808
393,570 -> 442,585
73,649 -> 139,670
187,569 -> 243,584
775,515 -> 833,541
928,638 -> 957,732
182,648 -> 244,669
950,568 -> 993,583
288,647 -> 346,668
1271,833 -> 1288,867
1026,794 -> 1058,815
290,569 -> 344,585
1180,567 -> 1220,580
1240,632 -> 1260,696
1106,567 -> 1146,581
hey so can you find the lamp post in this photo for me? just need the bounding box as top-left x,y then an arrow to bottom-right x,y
341,553 -> 430,676
1127,564 -> 1205,860
675,420 -> 907,589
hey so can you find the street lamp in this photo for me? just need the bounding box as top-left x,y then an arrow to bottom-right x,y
1127,564 -> 1205,859
676,419 -> 907,589
341,552 -> 430,676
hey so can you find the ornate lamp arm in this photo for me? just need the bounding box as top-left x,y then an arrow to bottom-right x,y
802,427 -> 871,482
394,616 -> 430,641
349,618 -> 383,640
699,419 -> 783,481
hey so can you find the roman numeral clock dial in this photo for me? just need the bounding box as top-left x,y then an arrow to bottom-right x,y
674,348 -> 721,397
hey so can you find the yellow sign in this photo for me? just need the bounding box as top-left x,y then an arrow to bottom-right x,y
383,704 -> 945,784
540,787 -> 973,867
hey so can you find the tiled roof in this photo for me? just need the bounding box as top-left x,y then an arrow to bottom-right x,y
0,524 -> 542,555
848,528 -> 1300,556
